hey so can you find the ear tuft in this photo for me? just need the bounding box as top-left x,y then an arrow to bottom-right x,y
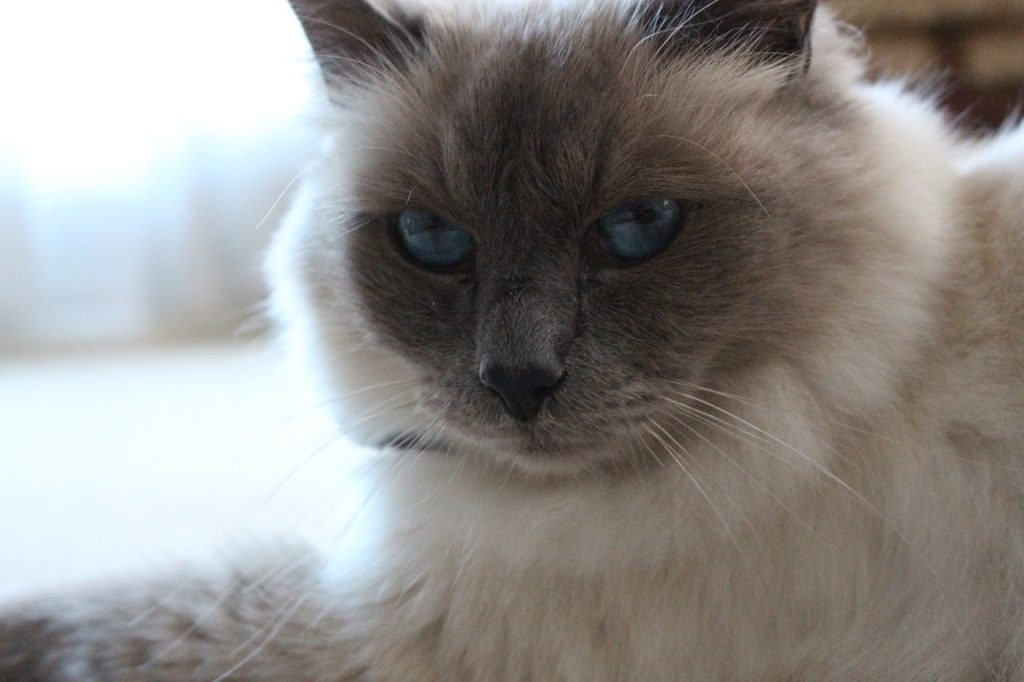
640,0 -> 818,69
288,0 -> 424,81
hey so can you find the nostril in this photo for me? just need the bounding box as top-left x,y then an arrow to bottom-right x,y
531,370 -> 566,398
479,361 -> 566,421
520,365 -> 565,393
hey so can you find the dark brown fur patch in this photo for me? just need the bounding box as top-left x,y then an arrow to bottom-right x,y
640,0 -> 818,63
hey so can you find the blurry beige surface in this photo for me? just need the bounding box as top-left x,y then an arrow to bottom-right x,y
0,343 -> 367,603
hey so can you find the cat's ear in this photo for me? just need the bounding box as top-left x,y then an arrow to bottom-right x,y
288,0 -> 425,81
640,0 -> 818,71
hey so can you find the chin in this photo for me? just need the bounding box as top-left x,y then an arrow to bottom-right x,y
445,424 -> 631,480
495,449 -> 614,480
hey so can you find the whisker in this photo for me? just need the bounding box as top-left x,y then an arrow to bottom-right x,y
659,411 -> 830,552
662,393 -> 872,509
652,133 -> 771,217
644,422 -> 749,566
657,394 -> 965,621
238,390 -> 420,528
137,392 -> 423,667
214,585 -> 320,681
254,154 -> 332,232
139,551 -> 321,672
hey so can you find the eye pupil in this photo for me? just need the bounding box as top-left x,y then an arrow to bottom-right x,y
395,210 -> 473,270
634,207 -> 656,223
598,199 -> 683,263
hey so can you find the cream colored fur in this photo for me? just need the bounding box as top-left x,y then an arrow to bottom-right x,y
262,13 -> 1024,681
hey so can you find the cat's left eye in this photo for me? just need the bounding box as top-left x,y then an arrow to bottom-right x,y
597,198 -> 683,263
394,210 -> 473,270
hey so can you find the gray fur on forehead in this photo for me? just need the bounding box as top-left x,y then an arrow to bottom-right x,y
333,1 -> 836,226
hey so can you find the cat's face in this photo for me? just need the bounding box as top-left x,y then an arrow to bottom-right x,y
284,0 -> 874,476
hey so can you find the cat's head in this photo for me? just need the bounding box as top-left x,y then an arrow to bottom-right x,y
273,0 -> 936,478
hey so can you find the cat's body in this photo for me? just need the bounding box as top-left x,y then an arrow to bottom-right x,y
4,0 -> 1024,679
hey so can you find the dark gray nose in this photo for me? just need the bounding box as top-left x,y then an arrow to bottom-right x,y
479,362 -> 565,421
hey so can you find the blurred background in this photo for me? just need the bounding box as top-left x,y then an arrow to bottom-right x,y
0,0 -> 348,602
846,0 -> 1024,129
0,0 -> 1021,601
0,0 -> 316,353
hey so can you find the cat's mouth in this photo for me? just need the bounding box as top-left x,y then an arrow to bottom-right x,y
411,383 -> 656,476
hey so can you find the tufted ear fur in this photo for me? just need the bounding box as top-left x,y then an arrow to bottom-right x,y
639,0 -> 818,70
288,0 -> 424,80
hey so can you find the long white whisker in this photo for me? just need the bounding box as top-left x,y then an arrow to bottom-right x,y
242,391 -> 420,525
644,422 -> 749,565
214,585 -> 319,681
659,395 -> 962,616
662,394 -> 872,509
659,411 -> 829,552
254,154 -> 331,232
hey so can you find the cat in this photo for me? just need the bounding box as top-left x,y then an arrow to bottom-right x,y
3,0 -> 1024,678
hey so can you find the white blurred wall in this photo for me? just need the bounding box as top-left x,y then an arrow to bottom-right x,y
0,0 -> 321,351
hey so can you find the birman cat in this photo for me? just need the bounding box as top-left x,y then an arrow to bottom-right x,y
3,0 -> 1024,679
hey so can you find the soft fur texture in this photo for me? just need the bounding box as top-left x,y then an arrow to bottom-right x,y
3,0 -> 1024,679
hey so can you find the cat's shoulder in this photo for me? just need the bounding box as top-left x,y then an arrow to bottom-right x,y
957,123 -> 1024,322
932,122 -> 1024,450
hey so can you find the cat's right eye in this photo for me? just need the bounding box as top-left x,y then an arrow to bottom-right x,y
394,210 -> 473,270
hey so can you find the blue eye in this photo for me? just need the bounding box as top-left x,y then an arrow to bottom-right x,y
597,199 -> 683,262
395,210 -> 473,269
